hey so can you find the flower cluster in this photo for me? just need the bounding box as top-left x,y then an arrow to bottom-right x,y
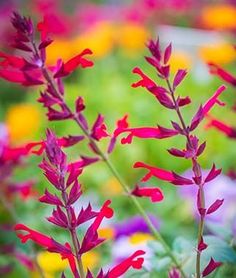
0,13 -> 166,210
127,38 -> 225,277
0,10 -> 232,278
0,12 -> 148,277
15,130 -> 145,277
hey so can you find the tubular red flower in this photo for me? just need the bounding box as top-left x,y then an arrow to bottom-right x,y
91,200 -> 113,232
131,185 -> 164,202
205,116 -> 236,138
132,67 -> 156,88
202,85 -> 226,116
0,52 -> 27,69
14,224 -> 78,277
54,49 -> 94,78
134,161 -> 174,182
14,224 -> 54,247
115,126 -> 178,144
108,250 -> 145,277
208,63 -> 236,86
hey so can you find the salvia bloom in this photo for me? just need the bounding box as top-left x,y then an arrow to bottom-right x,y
1,11 -> 231,278
14,130 -> 145,277
0,12 -> 166,208
130,38 -> 224,277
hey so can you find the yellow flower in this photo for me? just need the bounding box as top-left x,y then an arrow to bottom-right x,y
31,271 -> 53,278
101,177 -> 123,196
98,227 -> 115,240
169,51 -> 192,73
199,43 -> 236,65
201,5 -> 236,30
116,23 -> 149,54
46,21 -> 115,64
37,252 -> 68,274
82,250 -> 100,270
129,232 -> 154,245
74,21 -> 115,58
6,103 -> 41,144
46,39 -> 75,65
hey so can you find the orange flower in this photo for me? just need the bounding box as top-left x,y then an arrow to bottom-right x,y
201,5 -> 236,30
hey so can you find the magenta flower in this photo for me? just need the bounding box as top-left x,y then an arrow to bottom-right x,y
202,258 -> 222,277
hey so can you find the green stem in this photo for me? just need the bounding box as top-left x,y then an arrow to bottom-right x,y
62,191 -> 85,278
196,186 -> 205,278
40,68 -> 187,278
166,78 -> 206,278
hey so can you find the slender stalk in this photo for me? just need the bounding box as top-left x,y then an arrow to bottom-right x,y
0,193 -> 46,278
196,186 -> 205,278
61,191 -> 85,278
38,64 -> 187,277
166,79 -> 206,278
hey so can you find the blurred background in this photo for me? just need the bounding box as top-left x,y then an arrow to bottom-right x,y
0,0 -> 236,277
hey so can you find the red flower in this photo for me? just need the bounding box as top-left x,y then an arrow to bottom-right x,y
208,63 -> 236,86
134,161 -> 174,182
205,116 -> 236,138
118,126 -> 178,144
202,85 -> 226,116
14,224 -> 78,277
54,49 -> 94,78
134,162 -> 193,185
112,115 -> 178,144
108,250 -> 145,277
0,51 -> 27,69
80,200 -> 113,254
131,185 -> 164,202
132,67 -> 156,88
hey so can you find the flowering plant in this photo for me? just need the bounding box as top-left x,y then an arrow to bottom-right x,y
0,10 -> 236,278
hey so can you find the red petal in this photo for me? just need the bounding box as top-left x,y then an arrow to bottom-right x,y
134,161 -> 174,182
108,250 -> 145,277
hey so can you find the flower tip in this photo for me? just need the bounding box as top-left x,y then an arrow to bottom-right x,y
133,161 -> 145,168
132,67 -> 141,74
